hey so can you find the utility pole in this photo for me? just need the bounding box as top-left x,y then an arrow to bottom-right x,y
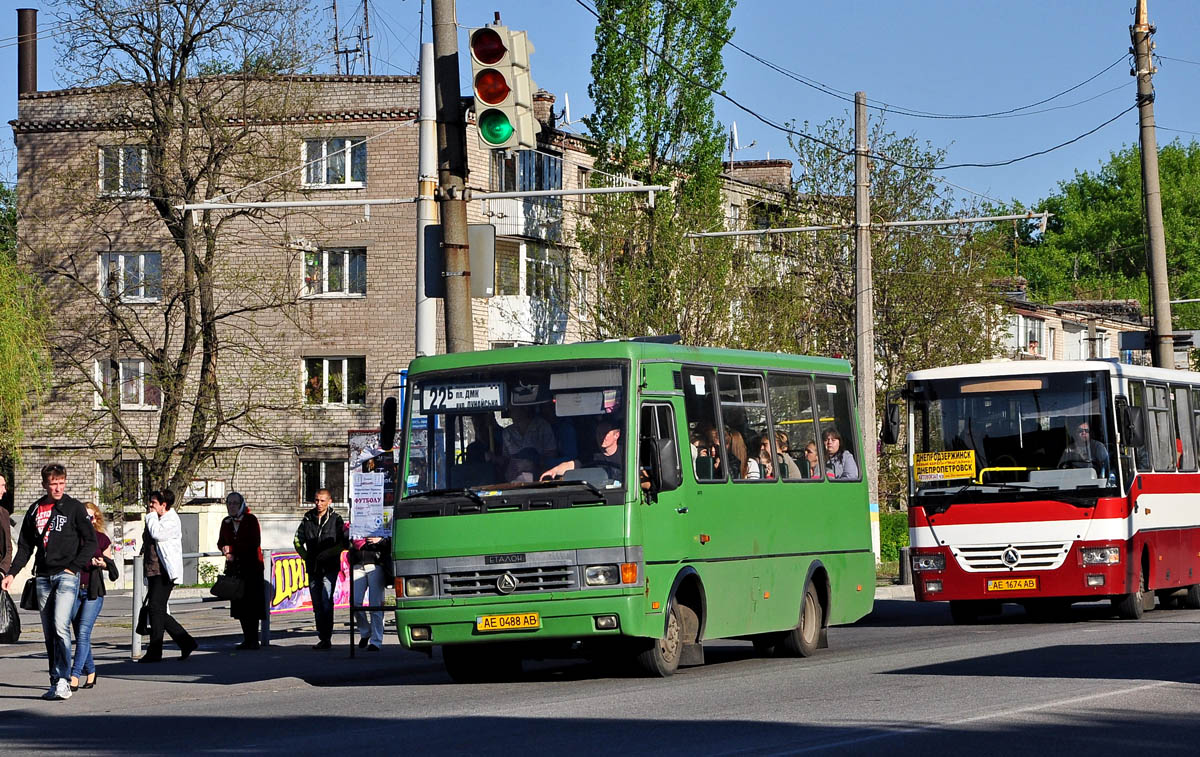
854,92 -> 878,506
361,0 -> 372,75
1131,0 -> 1174,368
415,42 -> 438,356
332,0 -> 342,74
431,0 -> 475,352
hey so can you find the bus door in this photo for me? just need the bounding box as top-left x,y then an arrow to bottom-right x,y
638,399 -> 694,577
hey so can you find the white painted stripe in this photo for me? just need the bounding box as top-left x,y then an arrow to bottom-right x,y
1134,492 -> 1200,532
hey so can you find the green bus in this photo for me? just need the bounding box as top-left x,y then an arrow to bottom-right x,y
392,339 -> 875,679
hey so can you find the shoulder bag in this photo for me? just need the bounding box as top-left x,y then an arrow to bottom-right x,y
0,588 -> 20,643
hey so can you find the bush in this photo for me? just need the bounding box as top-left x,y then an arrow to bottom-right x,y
198,562 -> 220,585
879,511 -> 909,563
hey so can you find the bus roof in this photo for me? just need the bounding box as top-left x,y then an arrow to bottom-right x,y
408,341 -> 852,376
907,359 -> 1200,384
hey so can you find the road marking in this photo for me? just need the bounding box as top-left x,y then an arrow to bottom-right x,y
746,676 -> 1200,756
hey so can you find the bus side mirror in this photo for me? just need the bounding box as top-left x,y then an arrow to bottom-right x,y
641,438 -> 681,494
881,400 -> 901,445
380,396 -> 397,451
1119,403 -> 1146,448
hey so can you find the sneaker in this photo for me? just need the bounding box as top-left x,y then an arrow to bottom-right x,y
312,640 -> 332,650
367,644 -> 381,652
53,680 -> 72,701
41,685 -> 57,700
358,637 -> 369,649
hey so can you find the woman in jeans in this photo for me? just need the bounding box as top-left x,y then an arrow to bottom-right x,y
69,502 -> 117,690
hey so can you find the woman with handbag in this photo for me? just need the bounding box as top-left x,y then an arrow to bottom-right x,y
218,492 -> 265,650
69,502 -> 118,690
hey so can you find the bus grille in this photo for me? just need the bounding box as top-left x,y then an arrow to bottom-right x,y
442,565 -> 578,596
952,542 -> 1071,572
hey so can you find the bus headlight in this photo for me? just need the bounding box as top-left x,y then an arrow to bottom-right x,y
403,576 -> 434,596
912,553 -> 945,571
1082,546 -> 1120,565
585,565 -> 621,586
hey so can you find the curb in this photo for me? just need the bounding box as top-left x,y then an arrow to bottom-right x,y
873,584 -> 915,600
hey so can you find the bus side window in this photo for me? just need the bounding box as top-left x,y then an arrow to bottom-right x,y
683,368 -> 724,482
1146,383 -> 1176,471
815,377 -> 861,482
1127,381 -> 1149,473
719,372 -> 773,482
767,373 -> 818,481
1192,388 -> 1200,468
1173,386 -> 1196,471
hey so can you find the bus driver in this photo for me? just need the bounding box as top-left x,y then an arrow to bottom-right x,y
1058,420 -> 1109,477
540,418 -> 622,483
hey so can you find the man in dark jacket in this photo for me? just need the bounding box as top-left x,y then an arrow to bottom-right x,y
293,488 -> 346,650
1,464 -> 96,700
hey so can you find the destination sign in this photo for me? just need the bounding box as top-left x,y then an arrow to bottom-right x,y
421,382 -> 505,413
913,449 -> 976,482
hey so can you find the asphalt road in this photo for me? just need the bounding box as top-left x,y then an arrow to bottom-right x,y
2,593 -> 1199,755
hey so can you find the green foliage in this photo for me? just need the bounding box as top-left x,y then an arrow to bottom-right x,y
0,186 -> 52,463
1019,140 -> 1200,328
879,511 -> 909,563
198,562 -> 220,585
580,0 -> 738,344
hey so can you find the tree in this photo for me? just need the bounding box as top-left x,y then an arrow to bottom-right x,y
1020,140 -> 1200,329
21,0 -> 322,502
771,116 -> 1010,508
579,0 -> 738,344
0,184 -> 52,465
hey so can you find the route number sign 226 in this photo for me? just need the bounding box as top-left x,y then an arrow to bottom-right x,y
421,382 -> 505,413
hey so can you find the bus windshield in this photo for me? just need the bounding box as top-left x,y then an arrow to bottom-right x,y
909,370 -> 1116,495
403,361 -> 628,497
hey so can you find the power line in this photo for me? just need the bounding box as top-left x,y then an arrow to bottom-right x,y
574,0 -> 1140,173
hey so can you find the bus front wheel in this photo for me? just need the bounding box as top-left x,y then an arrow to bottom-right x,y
780,583 -> 823,657
636,600 -> 686,677
1112,564 -> 1148,620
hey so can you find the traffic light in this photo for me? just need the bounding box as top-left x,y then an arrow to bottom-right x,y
468,25 -> 540,150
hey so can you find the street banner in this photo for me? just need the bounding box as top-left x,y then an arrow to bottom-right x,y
350,472 -> 388,539
268,550 -> 350,614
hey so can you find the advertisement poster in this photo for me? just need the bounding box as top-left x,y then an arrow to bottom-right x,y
350,472 -> 388,539
268,550 -> 351,614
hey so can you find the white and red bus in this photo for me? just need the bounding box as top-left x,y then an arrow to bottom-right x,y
893,359 -> 1200,623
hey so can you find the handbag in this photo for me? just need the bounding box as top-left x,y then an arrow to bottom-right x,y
19,579 -> 39,611
0,590 -> 20,643
135,601 -> 150,636
210,572 -> 245,601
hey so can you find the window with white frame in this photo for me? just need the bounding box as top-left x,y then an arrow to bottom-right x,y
99,145 -> 148,196
526,243 -> 566,301
301,459 -> 347,504
573,269 -> 589,320
100,252 -> 161,302
94,359 -> 161,410
304,248 -> 366,296
490,150 -> 563,202
302,137 -> 366,188
304,357 -> 366,405
494,240 -> 521,296
1009,313 -> 1045,353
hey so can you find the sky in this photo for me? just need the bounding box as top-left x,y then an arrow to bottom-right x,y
2,0 -> 1200,209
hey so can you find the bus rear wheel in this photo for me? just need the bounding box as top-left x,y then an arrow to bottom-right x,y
779,583 -> 823,657
636,600 -> 686,677
1185,584 -> 1200,610
442,644 -> 522,684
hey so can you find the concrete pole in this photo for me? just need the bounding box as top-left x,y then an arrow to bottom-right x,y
854,92 -> 879,506
1131,0 -> 1174,368
415,42 -> 439,357
431,0 -> 475,353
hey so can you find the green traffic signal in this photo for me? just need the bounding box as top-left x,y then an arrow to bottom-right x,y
479,109 -> 514,146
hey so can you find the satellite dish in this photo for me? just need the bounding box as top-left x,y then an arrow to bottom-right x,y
563,91 -> 572,125
731,121 -> 740,150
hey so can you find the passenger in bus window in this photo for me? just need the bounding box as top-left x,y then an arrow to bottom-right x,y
692,423 -> 721,474
745,436 -> 775,480
803,442 -> 822,479
822,428 -> 859,480
774,430 -> 803,479
726,428 -> 749,479
1057,420 -> 1109,477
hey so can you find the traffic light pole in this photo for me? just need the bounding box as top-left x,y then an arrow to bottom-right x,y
1131,0 -> 1174,369
432,0 -> 474,353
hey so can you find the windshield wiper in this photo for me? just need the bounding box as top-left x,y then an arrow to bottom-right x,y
532,478 -> 606,499
402,487 -> 485,506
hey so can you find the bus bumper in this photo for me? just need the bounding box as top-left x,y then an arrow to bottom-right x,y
909,543 -> 1128,602
394,593 -> 648,648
